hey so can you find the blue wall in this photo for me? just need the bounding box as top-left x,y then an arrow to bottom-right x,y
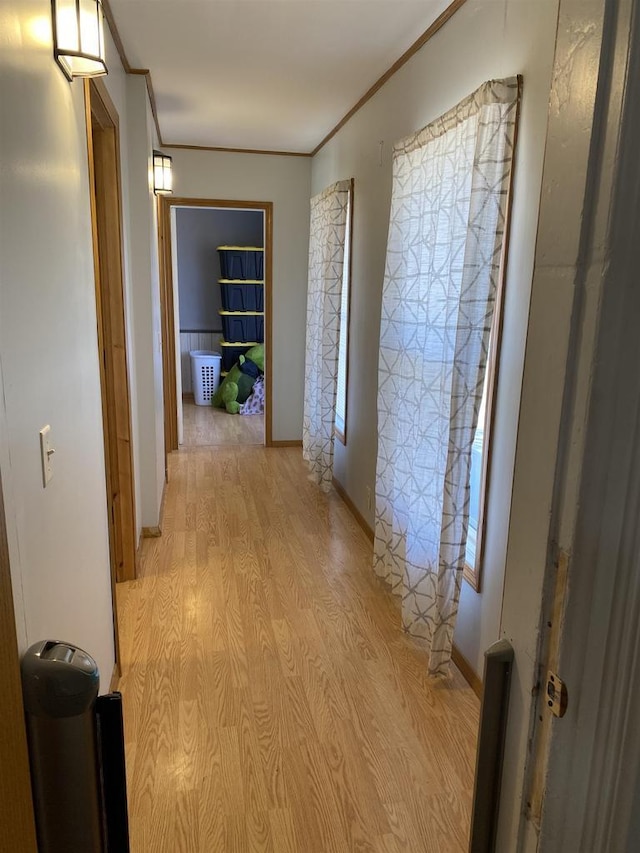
175,207 -> 264,332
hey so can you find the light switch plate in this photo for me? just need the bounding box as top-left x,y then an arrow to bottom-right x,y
39,425 -> 54,487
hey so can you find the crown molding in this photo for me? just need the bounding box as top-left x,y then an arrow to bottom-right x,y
101,0 -> 467,158
311,0 -> 468,156
162,143 -> 311,158
101,0 -> 162,143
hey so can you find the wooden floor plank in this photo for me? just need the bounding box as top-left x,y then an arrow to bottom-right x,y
117,445 -> 479,852
182,400 -> 264,447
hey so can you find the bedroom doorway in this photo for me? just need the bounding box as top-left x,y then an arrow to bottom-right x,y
158,198 -> 272,452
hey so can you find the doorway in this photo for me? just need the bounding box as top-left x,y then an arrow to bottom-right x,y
84,79 -> 137,671
158,198 -> 273,452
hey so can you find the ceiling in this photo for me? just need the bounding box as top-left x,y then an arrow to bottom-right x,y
108,0 -> 454,154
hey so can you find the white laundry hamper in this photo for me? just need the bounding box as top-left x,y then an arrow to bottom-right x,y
190,351 -> 222,405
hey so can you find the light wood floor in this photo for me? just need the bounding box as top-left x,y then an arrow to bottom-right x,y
182,399 -> 264,447
117,446 -> 479,852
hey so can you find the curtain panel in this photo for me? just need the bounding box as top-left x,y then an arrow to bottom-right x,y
303,179 -> 352,490
374,78 -> 520,676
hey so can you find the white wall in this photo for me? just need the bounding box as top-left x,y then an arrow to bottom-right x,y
0,0 -> 117,687
126,76 -> 165,526
169,149 -> 311,442
311,0 -> 560,678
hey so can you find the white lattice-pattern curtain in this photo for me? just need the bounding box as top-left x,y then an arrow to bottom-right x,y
374,78 -> 519,676
303,180 -> 351,490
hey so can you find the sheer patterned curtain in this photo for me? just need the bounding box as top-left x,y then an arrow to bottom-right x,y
374,78 -> 519,676
303,180 -> 351,490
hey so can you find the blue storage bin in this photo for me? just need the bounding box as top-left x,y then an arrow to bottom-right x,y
219,280 -> 264,312
219,312 -> 264,343
218,246 -> 264,281
220,341 -> 259,372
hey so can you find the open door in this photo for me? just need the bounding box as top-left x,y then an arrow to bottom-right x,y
84,79 -> 137,657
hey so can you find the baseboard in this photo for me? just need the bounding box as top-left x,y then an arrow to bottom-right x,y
109,662 -> 120,692
269,440 -> 303,448
182,392 -> 195,402
332,476 -> 374,543
451,644 -> 483,699
332,475 -> 483,697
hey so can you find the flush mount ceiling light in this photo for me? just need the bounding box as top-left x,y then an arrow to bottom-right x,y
52,0 -> 107,81
153,150 -> 173,195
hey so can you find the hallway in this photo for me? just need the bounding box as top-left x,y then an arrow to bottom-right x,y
116,445 -> 479,852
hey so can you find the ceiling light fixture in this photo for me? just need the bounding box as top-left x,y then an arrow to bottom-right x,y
153,150 -> 173,195
52,0 -> 107,82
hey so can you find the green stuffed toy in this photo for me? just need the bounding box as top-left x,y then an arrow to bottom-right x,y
212,344 -> 264,414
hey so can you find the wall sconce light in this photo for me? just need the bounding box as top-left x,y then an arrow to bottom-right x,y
52,0 -> 108,81
153,150 -> 173,195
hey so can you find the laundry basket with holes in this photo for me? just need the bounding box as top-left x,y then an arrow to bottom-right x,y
190,351 -> 222,405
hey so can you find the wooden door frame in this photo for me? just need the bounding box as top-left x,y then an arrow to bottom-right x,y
158,197 -> 273,452
84,79 -> 137,675
534,0 -> 640,846
0,470 -> 38,849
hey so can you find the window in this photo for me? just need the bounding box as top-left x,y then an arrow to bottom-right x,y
463,239 -> 508,592
335,181 -> 353,443
373,77 -> 519,673
303,178 -> 352,489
